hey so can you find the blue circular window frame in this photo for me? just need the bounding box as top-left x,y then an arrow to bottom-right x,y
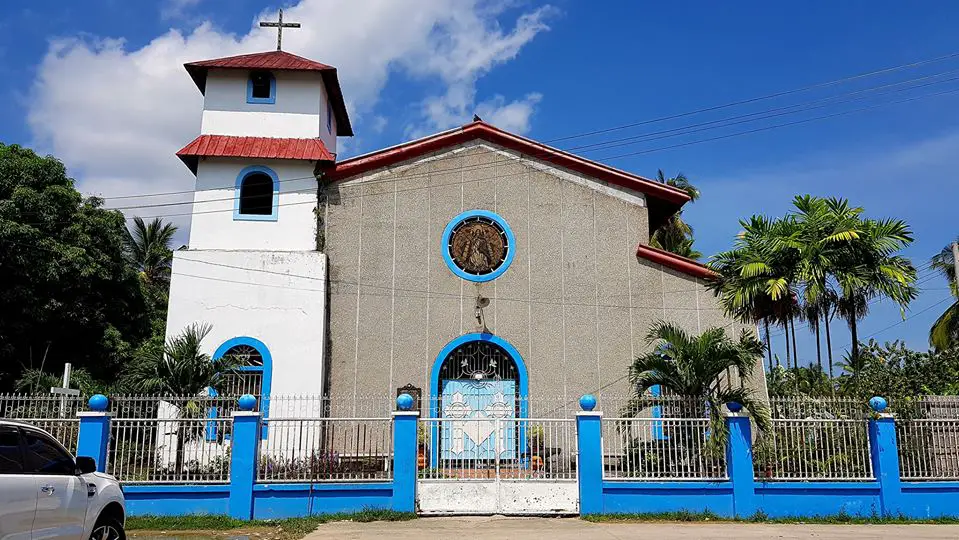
441,209 -> 515,282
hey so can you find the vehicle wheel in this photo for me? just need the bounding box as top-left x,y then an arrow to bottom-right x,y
90,516 -> 126,540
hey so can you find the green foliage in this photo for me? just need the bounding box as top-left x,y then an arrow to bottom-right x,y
650,170 -> 702,260
0,143 -> 152,389
582,511 -> 959,524
765,365 -> 833,397
708,195 -> 918,370
929,237 -> 958,350
126,323 -> 239,396
836,339 -> 959,398
627,321 -> 772,454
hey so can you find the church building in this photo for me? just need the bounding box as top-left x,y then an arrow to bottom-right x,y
165,46 -> 765,420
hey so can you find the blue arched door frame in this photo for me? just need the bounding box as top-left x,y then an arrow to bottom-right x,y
429,332 -> 528,465
213,336 -> 273,439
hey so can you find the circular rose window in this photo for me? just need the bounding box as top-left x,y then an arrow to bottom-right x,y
442,210 -> 515,282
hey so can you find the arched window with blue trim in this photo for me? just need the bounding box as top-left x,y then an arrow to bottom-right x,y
234,166 -> 279,221
247,70 -> 276,104
210,337 -> 273,439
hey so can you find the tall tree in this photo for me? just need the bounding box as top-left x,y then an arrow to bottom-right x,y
125,216 -> 178,289
628,321 -> 772,454
929,237 -> 959,350
708,215 -> 798,371
650,170 -> 702,260
832,216 -> 918,362
0,143 -> 150,389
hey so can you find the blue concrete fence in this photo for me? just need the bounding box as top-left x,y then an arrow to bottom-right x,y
74,393 -> 959,519
77,394 -> 418,519
575,395 -> 959,519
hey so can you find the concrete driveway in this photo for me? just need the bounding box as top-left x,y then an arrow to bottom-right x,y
305,516 -> 959,540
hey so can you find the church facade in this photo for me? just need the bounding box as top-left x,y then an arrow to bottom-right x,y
165,49 -> 765,420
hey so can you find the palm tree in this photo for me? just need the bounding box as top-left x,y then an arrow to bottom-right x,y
129,323 -> 239,473
651,170 -> 702,260
929,237 -> 959,350
708,215 -> 798,372
125,216 -> 178,288
778,196 -> 863,375
831,217 -> 918,362
627,321 -> 772,455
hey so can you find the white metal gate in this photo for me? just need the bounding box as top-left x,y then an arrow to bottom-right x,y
416,418 -> 579,514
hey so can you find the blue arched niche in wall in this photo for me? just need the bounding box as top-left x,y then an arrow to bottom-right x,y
429,333 -> 529,466
234,165 -> 279,222
441,210 -> 516,282
213,336 -> 273,439
429,332 -> 529,419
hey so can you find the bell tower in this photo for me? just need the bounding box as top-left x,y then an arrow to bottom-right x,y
164,45 -> 351,403
175,49 -> 352,251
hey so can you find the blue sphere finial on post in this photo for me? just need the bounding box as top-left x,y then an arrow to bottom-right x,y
238,394 -> 257,412
579,394 -> 597,412
88,394 -> 109,412
726,401 -> 744,413
397,393 -> 414,411
869,396 -> 888,413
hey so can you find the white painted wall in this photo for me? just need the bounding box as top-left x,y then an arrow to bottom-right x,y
417,480 -> 579,514
188,158 -> 317,251
165,250 -> 328,398
200,69 -> 336,154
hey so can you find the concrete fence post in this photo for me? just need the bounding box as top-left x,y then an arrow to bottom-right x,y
724,404 -> 756,518
392,393 -> 419,513
77,394 -> 111,472
229,394 -> 261,520
867,396 -> 902,516
576,394 -> 603,515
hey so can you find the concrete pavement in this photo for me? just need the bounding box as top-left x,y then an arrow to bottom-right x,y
304,516 -> 959,539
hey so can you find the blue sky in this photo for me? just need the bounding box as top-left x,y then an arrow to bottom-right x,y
1,0 -> 958,365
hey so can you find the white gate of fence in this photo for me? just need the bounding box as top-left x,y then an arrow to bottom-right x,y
416,417 -> 578,515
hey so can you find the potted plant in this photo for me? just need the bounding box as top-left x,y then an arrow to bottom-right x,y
417,427 -> 428,469
527,425 -> 545,470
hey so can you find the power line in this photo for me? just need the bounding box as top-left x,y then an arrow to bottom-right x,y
546,49 -> 959,143
71,51 -> 959,205
20,82 -> 951,226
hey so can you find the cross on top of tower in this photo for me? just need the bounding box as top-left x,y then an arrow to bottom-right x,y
259,9 -> 301,51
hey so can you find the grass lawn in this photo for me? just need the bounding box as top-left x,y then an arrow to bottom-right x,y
126,510 -> 416,538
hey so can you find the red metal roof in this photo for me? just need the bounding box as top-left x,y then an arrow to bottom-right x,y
185,50 -> 334,72
176,135 -> 335,174
636,243 -> 715,279
183,50 -> 353,136
328,120 -> 692,228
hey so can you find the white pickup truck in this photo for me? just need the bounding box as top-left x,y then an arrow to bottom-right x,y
0,420 -> 126,540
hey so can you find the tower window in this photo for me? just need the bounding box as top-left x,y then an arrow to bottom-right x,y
247,71 -> 276,104
234,166 -> 279,221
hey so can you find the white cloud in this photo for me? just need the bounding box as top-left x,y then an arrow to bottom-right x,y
27,0 -> 553,238
476,92 -> 542,134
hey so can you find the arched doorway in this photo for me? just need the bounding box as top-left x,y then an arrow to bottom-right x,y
429,333 -> 528,463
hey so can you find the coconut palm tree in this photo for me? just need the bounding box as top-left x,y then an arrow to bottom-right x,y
627,321 -> 772,455
125,216 -> 178,288
930,237 -> 959,350
651,170 -> 702,260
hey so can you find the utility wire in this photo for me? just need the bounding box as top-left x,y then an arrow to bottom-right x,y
14,82 -> 953,226
70,52 -> 959,204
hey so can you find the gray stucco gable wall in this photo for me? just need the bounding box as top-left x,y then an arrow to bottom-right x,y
320,141 -> 766,416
